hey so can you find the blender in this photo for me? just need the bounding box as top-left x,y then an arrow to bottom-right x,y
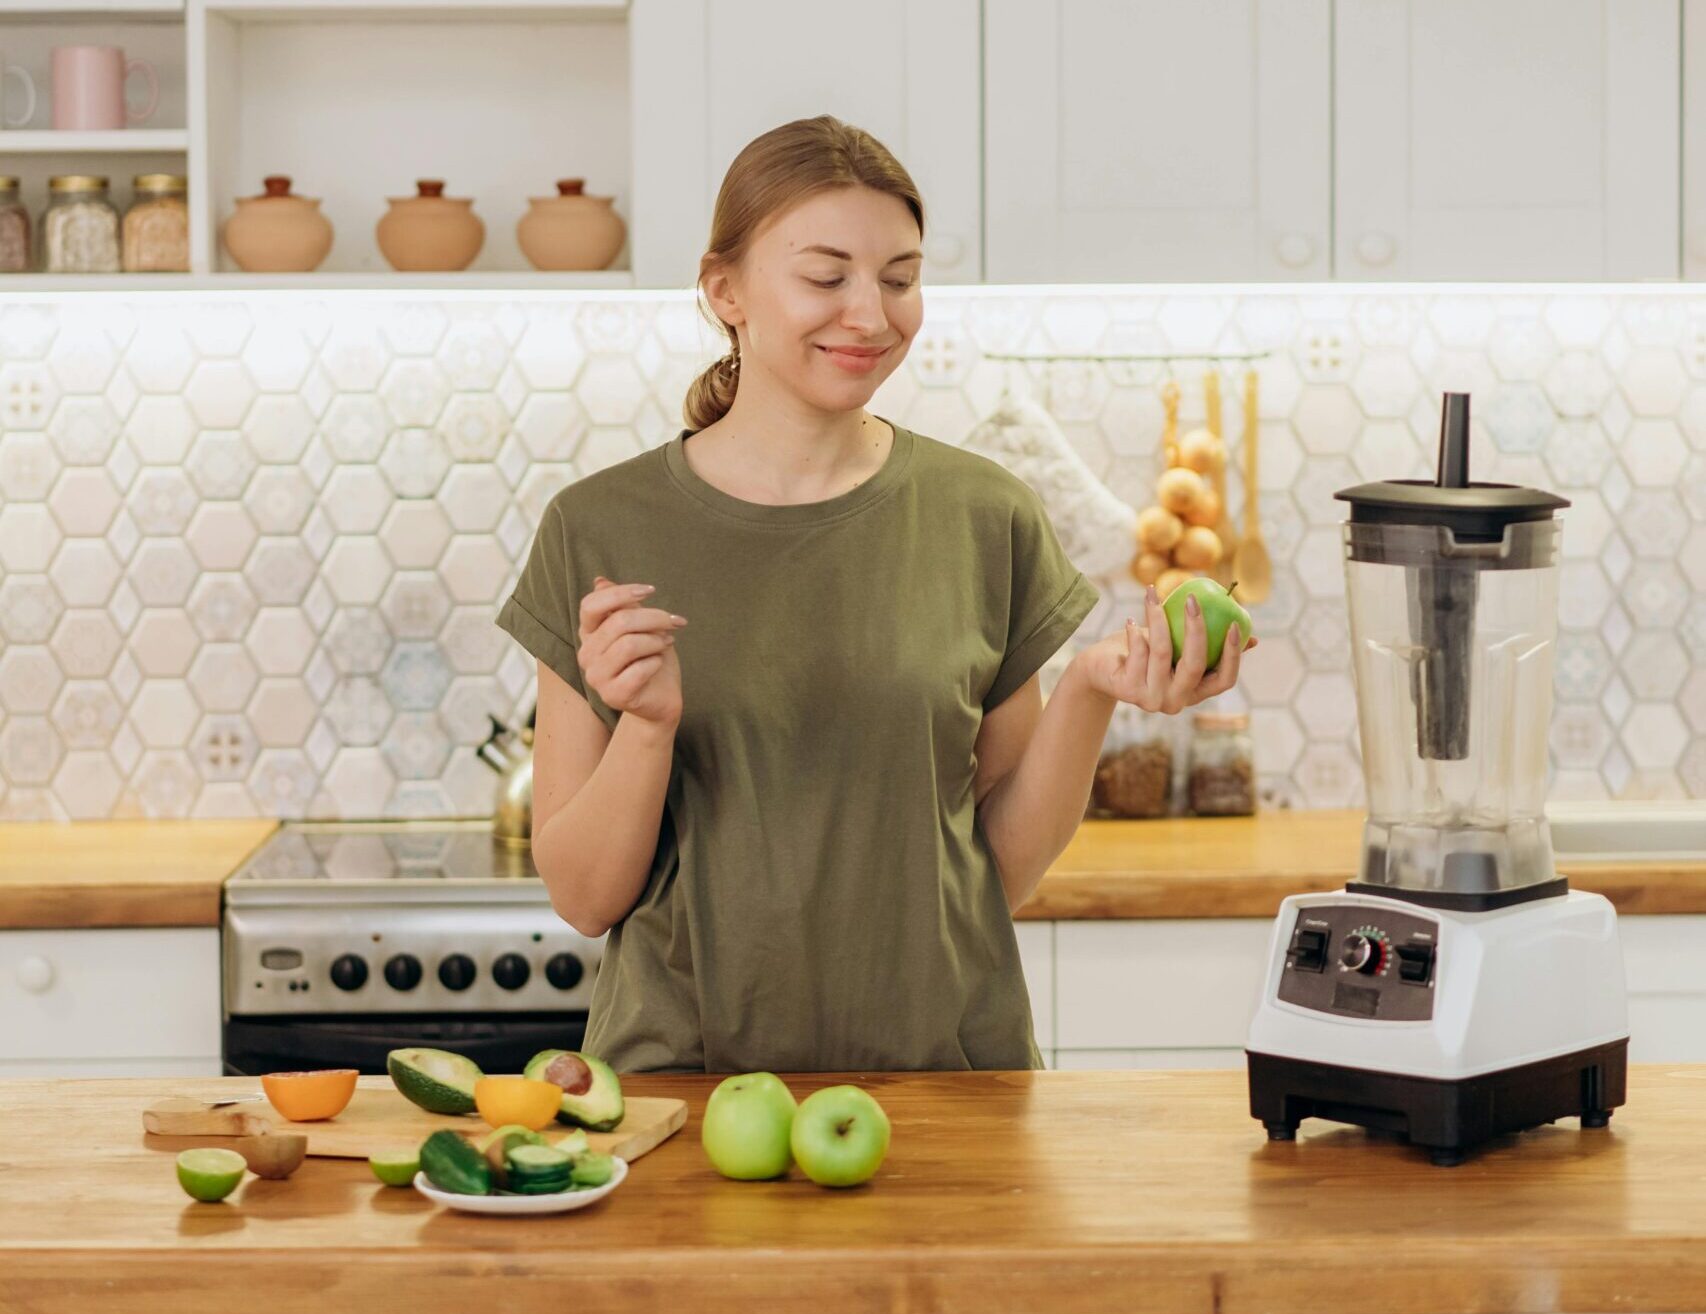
1244,392 -> 1629,1166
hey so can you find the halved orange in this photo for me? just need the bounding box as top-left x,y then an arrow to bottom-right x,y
473,1076 -> 563,1131
261,1068 -> 359,1122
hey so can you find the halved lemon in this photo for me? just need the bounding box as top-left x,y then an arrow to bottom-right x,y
176,1146 -> 247,1202
473,1075 -> 563,1131
261,1068 -> 359,1122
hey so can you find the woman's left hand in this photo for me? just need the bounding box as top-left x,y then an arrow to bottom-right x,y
1074,584 -> 1256,714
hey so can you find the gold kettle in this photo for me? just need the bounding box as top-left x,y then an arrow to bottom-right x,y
477,709 -> 533,848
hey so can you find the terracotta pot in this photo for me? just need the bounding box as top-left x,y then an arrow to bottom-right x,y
516,178 -> 626,271
222,175 -> 333,273
376,179 -> 484,272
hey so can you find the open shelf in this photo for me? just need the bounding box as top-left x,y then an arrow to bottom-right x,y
0,128 -> 188,151
0,1 -> 183,15
0,268 -> 636,291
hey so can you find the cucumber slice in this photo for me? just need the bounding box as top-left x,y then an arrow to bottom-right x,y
569,1150 -> 616,1188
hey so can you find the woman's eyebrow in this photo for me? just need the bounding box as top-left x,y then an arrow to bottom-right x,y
796,243 -> 924,264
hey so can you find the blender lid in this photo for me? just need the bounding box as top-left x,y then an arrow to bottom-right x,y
1336,392 -> 1568,541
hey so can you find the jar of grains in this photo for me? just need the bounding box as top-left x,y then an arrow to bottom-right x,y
0,176 -> 30,272
42,175 -> 121,273
1187,711 -> 1256,816
1088,701 -> 1174,820
123,173 -> 189,271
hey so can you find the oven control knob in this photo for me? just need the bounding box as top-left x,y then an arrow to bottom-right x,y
438,953 -> 477,991
545,952 -> 584,990
384,953 -> 423,992
330,953 -> 368,991
492,953 -> 530,991
1340,933 -> 1381,975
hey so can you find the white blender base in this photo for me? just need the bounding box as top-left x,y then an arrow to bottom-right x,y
1245,886 -> 1629,1165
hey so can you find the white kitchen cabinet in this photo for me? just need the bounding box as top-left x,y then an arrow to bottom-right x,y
630,0 -> 981,288
1335,0 -> 1679,281
0,928 -> 221,1077
1014,919 -> 1054,1053
983,0 -> 1331,283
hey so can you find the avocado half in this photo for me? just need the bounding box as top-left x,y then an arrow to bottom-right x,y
388,1046 -> 483,1115
523,1049 -> 624,1132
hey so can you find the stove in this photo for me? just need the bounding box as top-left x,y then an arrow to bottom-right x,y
221,820 -> 603,1076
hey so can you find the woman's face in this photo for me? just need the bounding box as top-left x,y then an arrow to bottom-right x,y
714,185 -> 924,414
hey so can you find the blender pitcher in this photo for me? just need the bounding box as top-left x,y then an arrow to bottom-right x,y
1335,393 -> 1569,903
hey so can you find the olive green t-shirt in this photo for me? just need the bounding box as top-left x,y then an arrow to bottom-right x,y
494,417 -> 1100,1074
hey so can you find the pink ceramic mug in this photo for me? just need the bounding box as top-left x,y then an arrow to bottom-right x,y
51,45 -> 157,130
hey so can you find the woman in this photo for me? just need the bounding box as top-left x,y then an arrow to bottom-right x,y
496,115 -> 1250,1074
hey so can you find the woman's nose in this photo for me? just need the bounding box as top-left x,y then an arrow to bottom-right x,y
840,276 -> 889,334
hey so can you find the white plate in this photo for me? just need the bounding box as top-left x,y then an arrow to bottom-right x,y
412,1156 -> 628,1215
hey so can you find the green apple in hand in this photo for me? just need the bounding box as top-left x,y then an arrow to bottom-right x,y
789,1085 -> 891,1188
701,1072 -> 798,1180
1162,577 -> 1254,672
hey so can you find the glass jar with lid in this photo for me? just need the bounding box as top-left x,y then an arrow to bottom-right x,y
1187,711 -> 1255,816
0,175 -> 29,273
42,174 -> 121,273
1089,701 -> 1175,820
122,173 -> 189,272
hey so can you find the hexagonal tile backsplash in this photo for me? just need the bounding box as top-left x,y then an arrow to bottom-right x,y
0,289 -> 1703,819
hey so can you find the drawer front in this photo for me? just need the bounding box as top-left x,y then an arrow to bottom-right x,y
1056,920 -> 1275,1050
1015,920 -> 1055,1051
0,928 -> 220,1062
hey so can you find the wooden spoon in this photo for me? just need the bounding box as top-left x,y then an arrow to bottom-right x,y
1203,367 -> 1236,586
1231,367 -> 1272,603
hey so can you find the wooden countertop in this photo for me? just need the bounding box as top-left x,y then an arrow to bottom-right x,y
0,819 -> 276,929
0,812 -> 1699,930
1017,809 -> 1706,919
5,1067 -> 1706,1313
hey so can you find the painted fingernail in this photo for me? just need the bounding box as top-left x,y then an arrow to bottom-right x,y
1146,585 -> 1160,606
1187,594 -> 1200,617
670,614 -> 687,625
634,584 -> 655,595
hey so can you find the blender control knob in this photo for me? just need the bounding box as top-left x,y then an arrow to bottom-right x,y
545,952 -> 584,990
438,953 -> 477,991
492,953 -> 530,991
1341,934 -> 1381,974
330,953 -> 368,991
384,953 -> 423,991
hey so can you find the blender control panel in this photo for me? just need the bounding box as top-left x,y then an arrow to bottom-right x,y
1277,905 -> 1437,1022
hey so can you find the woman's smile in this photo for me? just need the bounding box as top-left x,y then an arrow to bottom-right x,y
816,342 -> 892,374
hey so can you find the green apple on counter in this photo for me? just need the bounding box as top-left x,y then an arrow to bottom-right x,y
789,1085 -> 890,1188
1162,577 -> 1254,672
701,1072 -> 798,1180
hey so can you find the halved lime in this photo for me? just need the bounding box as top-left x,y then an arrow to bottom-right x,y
369,1149 -> 421,1187
176,1147 -> 247,1202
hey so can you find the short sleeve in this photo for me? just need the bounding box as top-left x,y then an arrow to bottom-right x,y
494,495 -> 591,701
982,480 -> 1102,714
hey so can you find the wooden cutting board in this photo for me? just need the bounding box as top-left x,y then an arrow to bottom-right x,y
144,1076 -> 687,1163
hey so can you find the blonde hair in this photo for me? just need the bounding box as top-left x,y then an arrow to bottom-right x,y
685,115 -> 925,431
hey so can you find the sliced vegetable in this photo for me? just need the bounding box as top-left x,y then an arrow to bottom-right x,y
388,1047 -> 483,1115
419,1129 -> 491,1195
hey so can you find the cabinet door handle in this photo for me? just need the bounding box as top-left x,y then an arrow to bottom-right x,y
925,234 -> 965,269
16,955 -> 54,993
1355,231 -> 1397,268
1274,233 -> 1316,269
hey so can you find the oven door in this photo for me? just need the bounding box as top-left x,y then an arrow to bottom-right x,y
223,1010 -> 587,1076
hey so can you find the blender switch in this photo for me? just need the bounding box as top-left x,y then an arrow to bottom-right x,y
1291,929 -> 1329,971
1396,943 -> 1434,983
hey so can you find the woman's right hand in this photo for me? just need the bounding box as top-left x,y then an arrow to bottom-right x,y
577,576 -> 687,727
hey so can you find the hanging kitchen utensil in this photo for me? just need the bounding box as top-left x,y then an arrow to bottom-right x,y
1203,368 -> 1235,586
1231,367 -> 1272,603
